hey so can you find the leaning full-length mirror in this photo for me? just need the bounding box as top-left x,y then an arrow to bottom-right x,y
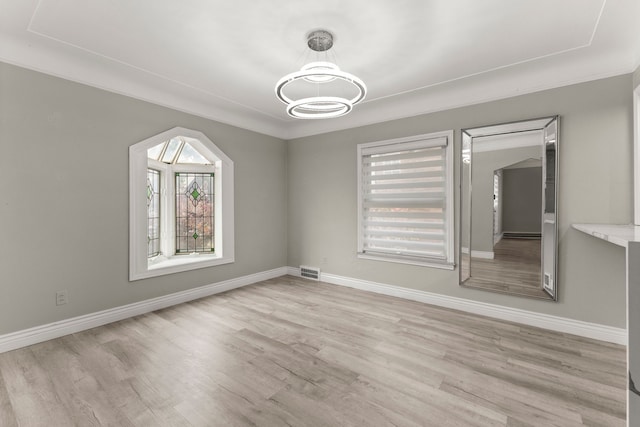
460,117 -> 559,300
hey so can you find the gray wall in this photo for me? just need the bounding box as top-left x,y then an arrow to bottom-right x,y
502,167 -> 542,234
471,146 -> 541,252
0,61 -> 633,336
0,62 -> 288,335
288,75 -> 632,328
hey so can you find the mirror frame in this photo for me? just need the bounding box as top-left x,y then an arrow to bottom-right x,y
459,116 -> 559,301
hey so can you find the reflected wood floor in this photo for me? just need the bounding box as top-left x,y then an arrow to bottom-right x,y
463,238 -> 548,299
0,276 -> 626,426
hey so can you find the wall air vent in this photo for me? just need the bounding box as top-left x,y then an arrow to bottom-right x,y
300,265 -> 320,281
503,232 -> 542,239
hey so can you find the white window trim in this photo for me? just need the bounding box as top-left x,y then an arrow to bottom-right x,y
129,127 -> 234,281
634,85 -> 640,225
356,130 -> 455,270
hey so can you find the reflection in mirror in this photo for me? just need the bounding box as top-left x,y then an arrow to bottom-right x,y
460,117 -> 559,301
460,133 -> 471,283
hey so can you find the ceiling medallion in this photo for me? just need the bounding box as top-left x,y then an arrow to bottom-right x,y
275,30 -> 367,119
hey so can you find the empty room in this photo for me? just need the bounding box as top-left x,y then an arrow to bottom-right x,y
1,0 -> 639,425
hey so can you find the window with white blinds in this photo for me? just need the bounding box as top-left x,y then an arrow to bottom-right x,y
357,131 -> 454,269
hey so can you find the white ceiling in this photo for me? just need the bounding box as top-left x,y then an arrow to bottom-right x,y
1,0 -> 639,140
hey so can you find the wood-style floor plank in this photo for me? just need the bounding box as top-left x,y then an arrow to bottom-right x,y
0,276 -> 626,426
0,368 -> 18,427
463,238 -> 549,299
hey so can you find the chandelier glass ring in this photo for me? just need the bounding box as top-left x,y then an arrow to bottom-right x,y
300,61 -> 339,83
275,66 -> 366,106
287,96 -> 353,119
275,30 -> 367,119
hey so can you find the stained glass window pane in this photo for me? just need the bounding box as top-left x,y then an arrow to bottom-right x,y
175,172 -> 214,254
177,142 -> 211,164
147,169 -> 161,257
161,138 -> 183,163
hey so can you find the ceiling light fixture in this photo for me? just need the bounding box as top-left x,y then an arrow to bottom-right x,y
275,30 -> 367,119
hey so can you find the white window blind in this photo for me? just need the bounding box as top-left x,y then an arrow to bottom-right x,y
358,132 -> 454,267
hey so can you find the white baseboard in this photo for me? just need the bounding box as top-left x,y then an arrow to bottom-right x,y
0,267 -> 288,354
3,265 -> 625,355
287,267 -> 626,345
461,247 -> 495,259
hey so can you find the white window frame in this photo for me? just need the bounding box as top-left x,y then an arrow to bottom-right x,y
356,130 -> 455,270
634,85 -> 640,225
129,127 -> 234,281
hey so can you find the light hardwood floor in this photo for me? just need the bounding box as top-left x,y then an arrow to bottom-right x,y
0,276 -> 626,426
462,238 -> 549,299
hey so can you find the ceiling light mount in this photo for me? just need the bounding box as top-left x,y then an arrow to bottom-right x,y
275,29 -> 367,120
307,30 -> 334,52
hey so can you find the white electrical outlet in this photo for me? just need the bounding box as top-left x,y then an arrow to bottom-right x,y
56,290 -> 68,306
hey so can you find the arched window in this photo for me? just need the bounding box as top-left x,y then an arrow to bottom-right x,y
129,128 -> 234,280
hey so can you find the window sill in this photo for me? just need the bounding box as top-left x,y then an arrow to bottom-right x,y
130,254 -> 234,281
357,252 -> 455,270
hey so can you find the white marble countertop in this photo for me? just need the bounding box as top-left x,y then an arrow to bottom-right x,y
573,223 -> 640,248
